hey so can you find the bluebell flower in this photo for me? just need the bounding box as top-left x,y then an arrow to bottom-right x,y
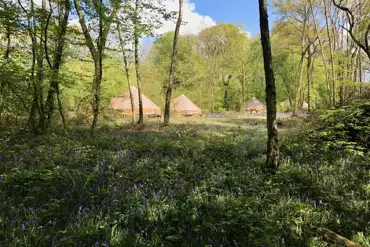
95,241 -> 100,247
231,192 -> 237,198
21,224 -> 26,231
102,241 -> 108,247
319,200 -> 323,205
154,226 -> 158,232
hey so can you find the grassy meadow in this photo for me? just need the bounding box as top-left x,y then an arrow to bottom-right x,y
0,113 -> 369,247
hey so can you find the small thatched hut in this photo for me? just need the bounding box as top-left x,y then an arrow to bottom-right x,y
243,97 -> 266,114
171,95 -> 202,116
110,87 -> 161,116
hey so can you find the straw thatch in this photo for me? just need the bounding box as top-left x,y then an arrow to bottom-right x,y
171,95 -> 202,116
110,87 -> 161,116
243,97 -> 266,113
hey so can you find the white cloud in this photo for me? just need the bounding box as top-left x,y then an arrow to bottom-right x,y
155,0 -> 216,35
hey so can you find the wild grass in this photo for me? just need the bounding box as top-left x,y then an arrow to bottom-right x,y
0,116 -> 368,247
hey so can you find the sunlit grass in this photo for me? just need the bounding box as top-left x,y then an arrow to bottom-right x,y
0,117 -> 368,246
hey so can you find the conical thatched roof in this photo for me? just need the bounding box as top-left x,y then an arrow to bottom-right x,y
243,97 -> 266,113
110,87 -> 161,116
171,95 -> 202,116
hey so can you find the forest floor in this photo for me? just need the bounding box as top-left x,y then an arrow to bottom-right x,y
0,116 -> 369,247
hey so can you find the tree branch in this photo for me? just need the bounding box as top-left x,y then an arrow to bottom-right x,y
73,0 -> 98,60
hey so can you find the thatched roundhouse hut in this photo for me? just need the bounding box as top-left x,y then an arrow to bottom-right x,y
110,87 -> 161,116
171,95 -> 202,116
243,97 -> 266,114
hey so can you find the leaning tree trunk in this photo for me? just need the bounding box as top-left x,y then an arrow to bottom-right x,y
134,0 -> 144,125
258,0 -> 280,173
117,21 -> 135,123
164,0 -> 183,125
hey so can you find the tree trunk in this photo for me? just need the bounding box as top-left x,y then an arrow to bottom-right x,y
26,0 -> 39,131
294,54 -> 305,115
164,0 -> 183,125
56,82 -> 66,129
258,0 -> 280,173
307,47 -> 313,113
358,50 -> 363,95
134,0 -> 144,125
308,0 -> 332,106
117,21 -> 135,123
43,0 -> 70,129
91,60 -> 102,131
324,0 -> 336,105
4,24 -> 11,60
74,0 -> 116,133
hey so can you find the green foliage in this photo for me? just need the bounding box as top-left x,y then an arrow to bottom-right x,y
312,100 -> 370,154
0,118 -> 369,246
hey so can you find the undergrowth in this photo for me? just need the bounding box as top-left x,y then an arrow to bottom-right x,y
0,110 -> 369,246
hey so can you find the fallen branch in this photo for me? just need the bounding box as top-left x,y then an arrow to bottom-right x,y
317,227 -> 363,247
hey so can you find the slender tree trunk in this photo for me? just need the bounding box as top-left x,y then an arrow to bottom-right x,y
293,4 -> 308,116
34,0 -> 47,132
258,0 -> 279,173
359,52 -> 362,95
74,0 -> 116,134
42,0 -> 70,129
308,0 -> 332,106
90,0 -> 105,133
90,59 -> 102,131
223,84 -> 229,110
307,47 -> 313,113
164,0 -> 183,125
0,24 -> 11,121
56,82 -> 66,128
117,21 -> 135,123
324,0 -> 336,105
294,54 -> 305,115
4,24 -> 11,60
134,0 -> 144,125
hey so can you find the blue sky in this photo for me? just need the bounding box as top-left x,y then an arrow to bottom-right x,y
191,0 -> 277,36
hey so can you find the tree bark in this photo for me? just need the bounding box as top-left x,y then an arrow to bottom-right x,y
324,0 -> 337,105
4,24 -> 11,60
117,20 -> 135,123
308,0 -> 332,106
35,0 -> 47,132
164,0 -> 183,125
42,0 -> 70,130
317,228 -> 363,247
134,0 -> 144,125
294,54 -> 305,115
307,46 -> 313,112
74,0 -> 116,133
359,50 -> 363,95
258,0 -> 280,173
